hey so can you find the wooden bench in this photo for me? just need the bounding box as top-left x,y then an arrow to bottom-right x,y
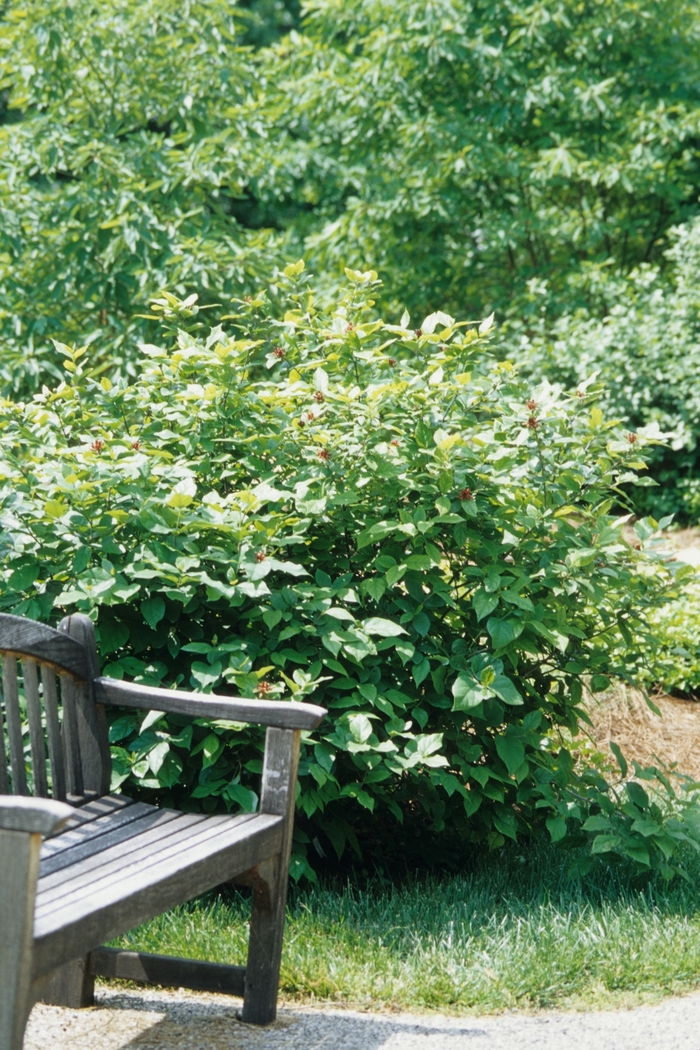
0,612 -> 326,1050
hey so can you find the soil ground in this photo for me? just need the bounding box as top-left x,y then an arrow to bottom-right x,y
585,528 -> 700,781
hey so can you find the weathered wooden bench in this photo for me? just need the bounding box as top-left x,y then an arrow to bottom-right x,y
0,612 -> 326,1050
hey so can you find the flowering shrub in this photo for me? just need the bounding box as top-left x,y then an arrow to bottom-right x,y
1,264 -> 698,878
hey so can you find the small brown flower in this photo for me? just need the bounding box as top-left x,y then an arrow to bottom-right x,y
576,389 -> 584,398
458,487 -> 474,501
91,439 -> 105,453
314,391 -> 325,403
390,439 -> 400,447
414,328 -> 423,338
527,417 -> 538,430
317,448 -> 331,461
273,345 -> 286,359
244,295 -> 253,303
257,680 -> 271,697
345,322 -> 354,332
633,542 -> 642,550
627,432 -> 638,444
388,357 -> 397,366
131,440 -> 141,450
526,399 -> 537,411
255,551 -> 267,563
305,411 -> 315,421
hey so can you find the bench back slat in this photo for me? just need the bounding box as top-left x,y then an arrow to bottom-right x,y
59,669 -> 84,797
0,614 -> 111,803
41,664 -> 67,802
23,659 -> 49,798
2,656 -> 27,795
0,673 -> 7,795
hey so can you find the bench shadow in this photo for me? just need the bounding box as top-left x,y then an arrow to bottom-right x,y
94,990 -> 490,1048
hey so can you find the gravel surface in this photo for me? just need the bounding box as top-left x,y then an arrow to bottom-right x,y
23,987 -> 700,1050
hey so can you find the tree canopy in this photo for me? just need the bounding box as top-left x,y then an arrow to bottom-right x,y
3,0 -> 700,391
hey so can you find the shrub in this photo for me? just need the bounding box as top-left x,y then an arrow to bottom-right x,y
1,265 -> 698,878
519,217 -> 700,521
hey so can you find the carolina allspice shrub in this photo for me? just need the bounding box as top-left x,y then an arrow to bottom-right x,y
1,264 -> 698,879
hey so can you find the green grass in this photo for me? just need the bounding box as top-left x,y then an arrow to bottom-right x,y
109,843 -> 700,1014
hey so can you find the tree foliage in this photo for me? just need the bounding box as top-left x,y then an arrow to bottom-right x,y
3,0 -> 700,403
0,0 -> 276,392
1,266 -> 698,878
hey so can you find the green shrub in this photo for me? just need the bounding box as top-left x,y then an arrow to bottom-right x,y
520,217 -> 700,521
1,265 -> 698,878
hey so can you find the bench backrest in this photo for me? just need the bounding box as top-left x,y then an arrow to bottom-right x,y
0,613 -> 110,803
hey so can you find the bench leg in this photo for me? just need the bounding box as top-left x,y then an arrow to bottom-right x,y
36,956 -> 94,1008
0,828 -> 42,1050
241,855 -> 287,1025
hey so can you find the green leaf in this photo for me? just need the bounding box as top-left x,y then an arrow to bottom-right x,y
473,590 -> 498,621
451,671 -> 490,711
610,741 -> 628,777
362,617 -> 407,637
491,674 -> 523,706
141,596 -> 165,630
486,617 -> 521,649
546,816 -> 567,842
495,735 -> 525,774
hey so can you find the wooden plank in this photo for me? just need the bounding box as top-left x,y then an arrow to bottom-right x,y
23,660 -> 48,798
0,828 -> 43,1050
58,615 -> 111,797
94,677 -> 326,730
58,672 -> 83,797
36,813 -> 232,911
42,794 -> 134,844
0,674 -> 8,794
33,813 -> 284,977
2,655 -> 27,795
38,811 -> 205,898
41,666 -> 66,802
242,727 -> 300,1025
90,948 -> 246,997
0,614 -> 90,681
39,804 -> 174,878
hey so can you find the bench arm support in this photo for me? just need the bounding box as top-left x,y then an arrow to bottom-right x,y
94,677 -> 326,731
0,798 -> 72,1049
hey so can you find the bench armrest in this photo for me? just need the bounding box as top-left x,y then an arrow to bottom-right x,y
93,677 -> 326,731
0,797 -> 73,835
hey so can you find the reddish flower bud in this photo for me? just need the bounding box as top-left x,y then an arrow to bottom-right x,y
458,487 -> 473,501
526,399 -> 537,411
255,551 -> 267,563
257,680 -> 271,696
305,411 -> 315,421
388,357 -> 397,366
345,322 -> 354,332
131,440 -> 141,450
91,439 -> 105,452
317,448 -> 331,461
390,439 -> 400,447
414,328 -> 423,338
314,391 -> 325,403
527,417 -> 538,429
273,345 -> 286,359
627,432 -> 638,444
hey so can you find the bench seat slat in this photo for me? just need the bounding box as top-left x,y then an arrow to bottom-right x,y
32,811 -> 284,978
42,793 -> 135,845
36,811 -> 214,905
39,804 -> 178,878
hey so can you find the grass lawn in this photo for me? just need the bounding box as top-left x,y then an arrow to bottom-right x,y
108,841 -> 700,1015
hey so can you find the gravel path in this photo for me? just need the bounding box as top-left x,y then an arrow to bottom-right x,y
23,987 -> 700,1050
